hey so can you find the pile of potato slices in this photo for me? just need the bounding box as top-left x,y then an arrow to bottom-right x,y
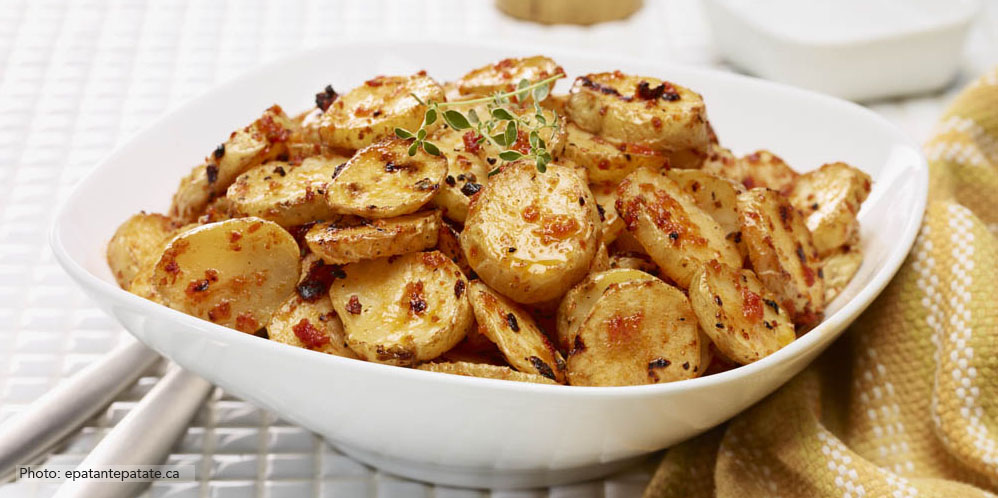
107,56 -> 871,387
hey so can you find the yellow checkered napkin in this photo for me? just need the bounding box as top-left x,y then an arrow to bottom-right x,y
645,69 -> 998,498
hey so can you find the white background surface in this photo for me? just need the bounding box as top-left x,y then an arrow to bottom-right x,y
0,1 -> 995,496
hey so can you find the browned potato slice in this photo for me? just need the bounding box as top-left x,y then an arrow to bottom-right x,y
152,218 -> 301,333
589,242 -> 610,273
665,169 -> 742,237
704,149 -> 798,193
737,188 -> 825,328
461,162 -> 601,303
171,105 -> 296,221
417,361 -> 558,385
435,221 -> 474,276
789,162 -> 872,256
690,261 -> 795,365
556,268 -> 658,351
467,281 -> 566,383
268,295 -> 358,359
565,72 -> 709,169
454,56 -> 565,99
822,246 -> 863,303
566,278 -> 703,386
318,74 -> 445,150
107,213 -> 185,288
128,263 -> 164,303
325,138 -> 447,218
428,126 -> 490,223
227,155 -> 350,227
616,168 -> 740,289
328,251 -> 472,366
562,124 -> 669,183
305,211 -> 441,265
608,252 -> 659,275
590,182 -> 625,244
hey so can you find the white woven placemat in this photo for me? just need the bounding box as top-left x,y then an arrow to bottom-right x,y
0,1 -> 994,496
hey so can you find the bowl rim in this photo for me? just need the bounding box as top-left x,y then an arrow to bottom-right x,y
49,40 -> 929,399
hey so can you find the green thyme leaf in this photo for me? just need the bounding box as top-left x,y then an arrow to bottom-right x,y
535,156 -> 548,173
422,141 -> 440,156
491,108 -> 515,121
395,128 -> 414,139
535,113 -> 547,125
417,128 -> 427,140
504,121 -> 517,147
408,141 -> 419,156
532,83 -> 550,102
467,109 -> 480,124
516,78 -> 531,101
443,110 -> 471,130
499,150 -> 523,161
492,133 -> 507,147
424,108 -> 437,126
529,130 -> 540,150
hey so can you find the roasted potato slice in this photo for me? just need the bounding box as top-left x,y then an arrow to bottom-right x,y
428,126 -> 490,223
737,188 -> 825,328
318,73 -> 445,150
590,182 -> 625,244
107,212 -> 185,288
128,263 -> 164,303
616,168 -> 740,289
566,277 -> 704,386
305,210 -> 441,265
467,281 -> 566,383
665,169 -> 742,237
565,72 -> 709,169
461,162 -> 601,303
822,246 -> 863,303
227,155 -> 350,227
705,149 -> 798,193
556,268 -> 658,351
152,218 -> 301,333
690,261 -> 795,365
435,221 -> 474,276
328,251 -> 472,366
789,162 -> 872,256
454,56 -> 565,99
417,361 -> 559,385
608,252 -> 659,275
171,105 -> 296,221
268,295 -> 358,359
325,138 -> 447,218
561,124 -> 669,183
589,242 -> 610,273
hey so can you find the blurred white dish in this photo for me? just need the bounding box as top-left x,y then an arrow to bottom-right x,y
704,0 -> 980,101
51,41 -> 927,489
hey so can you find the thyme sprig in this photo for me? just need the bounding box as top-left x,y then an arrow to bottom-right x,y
395,73 -> 565,175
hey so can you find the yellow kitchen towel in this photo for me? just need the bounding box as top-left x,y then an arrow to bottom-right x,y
644,68 -> 998,498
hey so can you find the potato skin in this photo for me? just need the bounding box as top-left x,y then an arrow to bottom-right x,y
171,105 -> 296,221
417,361 -> 559,385
325,138 -> 447,218
789,162 -> 872,256
227,156 -> 349,227
737,188 -> 825,328
690,261 -> 795,365
305,211 -> 441,265
328,251 -> 472,366
107,212 -> 185,288
467,281 -> 567,383
616,168 -> 740,289
455,56 -> 565,99
152,218 -> 301,333
318,74 -> 445,150
461,162 -> 601,304
590,182 -> 625,244
566,278 -> 704,386
561,124 -> 669,184
566,72 -> 709,169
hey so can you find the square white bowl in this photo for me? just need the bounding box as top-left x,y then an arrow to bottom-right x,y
51,42 -> 927,489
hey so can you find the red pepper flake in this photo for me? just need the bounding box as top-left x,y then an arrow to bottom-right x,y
651,117 -> 663,129
292,318 -> 330,349
208,301 -> 231,322
247,221 -> 263,233
229,231 -> 242,243
346,295 -> 362,314
406,282 -> 427,315
462,131 -> 482,153
365,77 -> 385,87
421,251 -> 448,268
315,84 -> 338,112
235,312 -> 258,333
740,286 -> 764,323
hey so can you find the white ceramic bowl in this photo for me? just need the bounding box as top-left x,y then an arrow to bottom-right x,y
50,42 -> 927,489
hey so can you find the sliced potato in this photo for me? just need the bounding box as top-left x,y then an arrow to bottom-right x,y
305,210 -> 441,265
607,252 -> 659,275
788,162 -> 872,256
268,294 -> 358,358
171,105 -> 296,221
467,281 -> 566,383
428,126 -> 490,223
328,251 -> 472,366
589,242 -> 610,273
822,246 -> 863,303
556,268 -> 658,351
152,218 -> 301,333
689,261 -> 795,365
107,213 -> 185,288
566,278 -> 703,386
318,73 -> 445,150
616,168 -> 740,289
325,138 -> 447,218
665,169 -> 742,237
737,188 -> 824,328
461,162 -> 601,303
227,155 -> 350,227
454,56 -> 564,99
590,182 -> 625,244
705,149 -> 798,194
417,361 -> 558,385
128,263 -> 164,303
565,72 -> 709,169
435,221 -> 474,276
562,124 -> 669,183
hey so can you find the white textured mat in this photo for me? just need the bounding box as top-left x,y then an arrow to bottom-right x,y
0,1 -> 995,496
